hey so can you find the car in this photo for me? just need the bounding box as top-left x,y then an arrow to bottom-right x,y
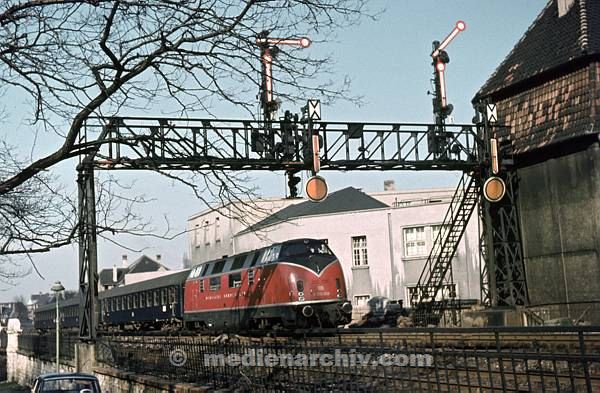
31,373 -> 101,393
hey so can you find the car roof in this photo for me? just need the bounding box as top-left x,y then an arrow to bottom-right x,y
38,372 -> 98,380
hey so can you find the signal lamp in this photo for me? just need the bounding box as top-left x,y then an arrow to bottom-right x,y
483,176 -> 506,202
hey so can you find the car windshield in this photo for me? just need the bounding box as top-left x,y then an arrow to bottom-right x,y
40,378 -> 98,392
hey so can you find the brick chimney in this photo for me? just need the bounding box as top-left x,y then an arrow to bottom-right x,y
112,264 -> 117,283
558,0 -> 575,17
384,180 -> 396,191
156,254 -> 161,262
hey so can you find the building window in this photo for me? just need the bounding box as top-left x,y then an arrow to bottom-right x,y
404,226 -> 427,257
354,294 -> 370,306
351,236 -> 368,266
432,224 -> 449,244
215,217 -> 221,243
194,224 -> 200,248
203,220 -> 210,245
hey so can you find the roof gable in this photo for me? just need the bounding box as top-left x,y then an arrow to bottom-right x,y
244,187 -> 388,232
127,255 -> 169,274
476,0 -> 600,99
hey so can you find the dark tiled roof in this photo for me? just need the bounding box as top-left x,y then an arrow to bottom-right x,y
244,187 -> 389,232
99,267 -> 127,287
476,0 -> 600,99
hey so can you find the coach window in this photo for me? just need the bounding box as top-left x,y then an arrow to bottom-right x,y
229,273 -> 242,288
161,288 -> 167,305
209,276 -> 221,291
140,293 -> 146,307
153,291 -> 159,306
169,287 -> 176,303
133,294 -> 139,308
127,295 -> 132,310
199,279 -> 205,293
146,291 -> 152,307
248,270 -> 255,286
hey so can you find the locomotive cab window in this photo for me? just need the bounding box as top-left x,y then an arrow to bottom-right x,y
211,260 -> 226,275
209,276 -> 221,291
282,240 -> 332,257
231,255 -> 246,270
200,263 -> 209,277
250,252 -> 260,267
296,280 -> 304,292
229,273 -> 242,288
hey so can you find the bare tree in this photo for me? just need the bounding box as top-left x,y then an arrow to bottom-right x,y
0,0 -> 369,260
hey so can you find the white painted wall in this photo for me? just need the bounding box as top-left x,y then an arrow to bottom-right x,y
187,198 -> 302,265
230,197 -> 480,306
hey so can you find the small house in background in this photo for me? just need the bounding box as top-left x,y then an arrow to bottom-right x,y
99,254 -> 170,292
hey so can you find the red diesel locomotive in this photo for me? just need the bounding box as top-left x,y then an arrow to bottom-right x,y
184,238 -> 352,329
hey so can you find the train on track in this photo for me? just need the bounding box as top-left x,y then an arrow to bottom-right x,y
34,238 -> 353,332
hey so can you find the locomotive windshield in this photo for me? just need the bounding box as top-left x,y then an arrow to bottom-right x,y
280,240 -> 333,258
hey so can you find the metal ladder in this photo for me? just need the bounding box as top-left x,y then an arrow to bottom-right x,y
411,172 -> 479,326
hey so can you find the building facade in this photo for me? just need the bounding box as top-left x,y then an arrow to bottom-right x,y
474,0 -> 600,322
188,186 -> 480,310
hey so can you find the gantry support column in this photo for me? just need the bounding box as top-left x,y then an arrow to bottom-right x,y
77,164 -> 98,340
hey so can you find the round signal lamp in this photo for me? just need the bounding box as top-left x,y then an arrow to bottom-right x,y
305,175 -> 328,202
483,176 -> 506,202
456,21 -> 466,31
300,37 -> 312,48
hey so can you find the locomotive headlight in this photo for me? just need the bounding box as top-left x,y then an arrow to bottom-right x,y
302,305 -> 314,317
341,302 -> 352,314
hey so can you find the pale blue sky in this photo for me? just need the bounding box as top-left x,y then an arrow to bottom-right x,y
1,0 -> 547,300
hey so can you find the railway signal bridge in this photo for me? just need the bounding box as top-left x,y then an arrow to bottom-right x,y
75,23 -> 528,339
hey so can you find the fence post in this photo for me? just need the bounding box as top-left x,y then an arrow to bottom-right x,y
578,330 -> 592,393
6,318 -> 22,384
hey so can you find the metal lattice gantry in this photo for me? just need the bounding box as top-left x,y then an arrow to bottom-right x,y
77,117 -> 480,172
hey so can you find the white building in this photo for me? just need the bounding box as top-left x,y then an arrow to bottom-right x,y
187,185 -> 480,309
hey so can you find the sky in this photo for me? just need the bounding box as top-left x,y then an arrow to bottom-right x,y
0,0 -> 547,301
